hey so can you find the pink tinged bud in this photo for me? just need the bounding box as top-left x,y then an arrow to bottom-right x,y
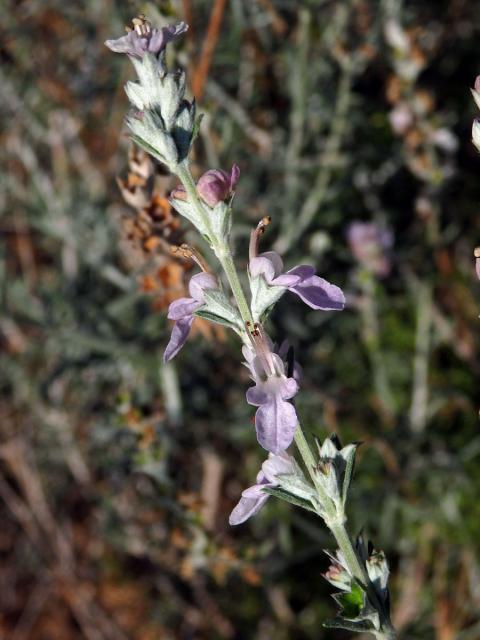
196,164 -> 240,207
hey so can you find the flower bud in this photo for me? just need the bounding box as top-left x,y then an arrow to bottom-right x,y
196,165 -> 240,208
366,550 -> 390,594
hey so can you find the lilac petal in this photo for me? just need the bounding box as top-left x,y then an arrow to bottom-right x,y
262,452 -> 295,483
246,384 -> 270,407
105,32 -> 141,55
167,297 -> 199,320
163,316 -> 194,362
148,22 -> 188,53
255,398 -> 298,454
229,164 -> 241,190
229,492 -> 270,525
249,256 -> 277,283
188,272 -> 217,302
242,344 -> 255,365
287,265 -> 316,281
241,474 -> 271,498
277,376 -> 299,401
260,252 -> 284,278
270,273 -> 302,287
290,276 -> 345,311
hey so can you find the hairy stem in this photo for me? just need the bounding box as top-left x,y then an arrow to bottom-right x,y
294,425 -> 397,639
294,426 -> 367,584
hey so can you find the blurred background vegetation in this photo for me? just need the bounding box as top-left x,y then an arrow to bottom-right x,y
1,0 -> 480,638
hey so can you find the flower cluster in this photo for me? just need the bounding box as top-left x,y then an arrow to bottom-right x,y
106,13 -> 345,514
107,16 -> 396,638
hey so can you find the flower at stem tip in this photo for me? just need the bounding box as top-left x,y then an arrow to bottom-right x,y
105,15 -> 188,59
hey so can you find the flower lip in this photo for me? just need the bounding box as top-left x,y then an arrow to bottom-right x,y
229,453 -> 297,525
243,325 -> 300,453
163,272 -> 217,362
249,250 -> 345,311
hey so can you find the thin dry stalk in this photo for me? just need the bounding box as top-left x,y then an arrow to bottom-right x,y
192,0 -> 228,101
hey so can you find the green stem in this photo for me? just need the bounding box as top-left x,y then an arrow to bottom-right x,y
294,425 -> 397,639
295,427 -> 368,586
175,163 -> 253,326
216,247 -> 253,326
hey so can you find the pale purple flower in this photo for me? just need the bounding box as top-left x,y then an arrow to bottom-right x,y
171,164 -> 240,208
105,20 -> 188,59
347,222 -> 393,278
163,272 -> 217,362
229,452 -> 296,525
249,251 -> 345,310
243,328 -> 299,454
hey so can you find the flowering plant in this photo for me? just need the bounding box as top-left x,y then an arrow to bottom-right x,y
106,15 -> 397,638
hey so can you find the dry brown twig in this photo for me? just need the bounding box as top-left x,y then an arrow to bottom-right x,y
191,0 -> 228,101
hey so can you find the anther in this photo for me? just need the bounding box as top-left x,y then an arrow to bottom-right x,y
170,243 -> 210,273
249,215 -> 272,261
132,15 -> 151,36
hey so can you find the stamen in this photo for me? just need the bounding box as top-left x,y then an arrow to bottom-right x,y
170,244 -> 211,273
132,14 -> 151,36
249,215 -> 272,261
244,321 -> 280,377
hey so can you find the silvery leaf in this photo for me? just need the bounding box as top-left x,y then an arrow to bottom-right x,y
250,274 -> 285,320
125,81 -> 147,110
202,289 -> 242,327
170,198 -> 209,236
